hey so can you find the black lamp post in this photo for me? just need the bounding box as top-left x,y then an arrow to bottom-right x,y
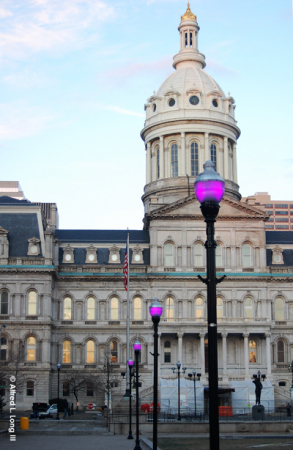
194,160 -> 226,450
127,358 -> 134,439
149,298 -> 163,450
56,362 -> 61,420
133,339 -> 142,450
171,361 -> 186,420
188,371 -> 201,417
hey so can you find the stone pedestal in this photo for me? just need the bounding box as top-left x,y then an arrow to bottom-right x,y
252,404 -> 264,420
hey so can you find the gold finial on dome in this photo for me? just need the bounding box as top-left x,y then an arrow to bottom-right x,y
181,3 -> 197,21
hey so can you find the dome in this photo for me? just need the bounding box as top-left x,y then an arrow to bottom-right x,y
156,66 -> 224,99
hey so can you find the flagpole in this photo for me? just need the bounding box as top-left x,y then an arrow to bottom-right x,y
126,231 -> 130,392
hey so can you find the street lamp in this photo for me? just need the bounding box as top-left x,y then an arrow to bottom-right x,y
149,298 -> 163,450
127,358 -> 134,440
133,339 -> 142,450
194,160 -> 226,450
56,362 -> 61,420
171,361 -> 186,420
0,324 -> 7,366
188,371 -> 201,417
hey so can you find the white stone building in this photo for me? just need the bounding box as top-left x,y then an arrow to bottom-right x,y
1,5 -> 293,411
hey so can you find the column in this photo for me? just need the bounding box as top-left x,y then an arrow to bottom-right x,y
222,333 -> 228,375
159,136 -> 164,179
266,333 -> 272,375
204,133 -> 209,162
224,136 -> 229,179
180,132 -> 186,176
200,333 -> 205,375
243,333 -> 249,376
232,142 -> 238,184
151,146 -> 156,181
178,333 -> 183,363
146,142 -> 151,184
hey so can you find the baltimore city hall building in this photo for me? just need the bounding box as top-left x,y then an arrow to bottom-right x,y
1,4 -> 293,410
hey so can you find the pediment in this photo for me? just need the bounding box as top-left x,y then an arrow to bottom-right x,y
146,195 -> 269,221
207,89 -> 222,97
164,89 -> 181,97
0,226 -> 9,235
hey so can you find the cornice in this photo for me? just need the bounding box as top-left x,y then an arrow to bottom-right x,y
140,118 -> 241,141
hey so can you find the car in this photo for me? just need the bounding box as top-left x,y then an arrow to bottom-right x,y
30,403 -> 58,419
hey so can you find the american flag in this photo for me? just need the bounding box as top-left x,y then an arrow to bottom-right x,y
123,242 -> 128,291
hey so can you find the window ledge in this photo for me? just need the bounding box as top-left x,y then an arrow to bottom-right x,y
61,321 -> 73,324
108,321 -> 120,325
26,316 -> 39,320
85,321 -> 96,325
132,321 -> 144,325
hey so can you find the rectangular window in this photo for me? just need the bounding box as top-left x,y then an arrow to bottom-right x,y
164,353 -> 171,363
290,205 -> 293,208
0,349 -> 6,361
267,211 -> 273,215
265,225 -> 274,229
87,383 -> 94,397
275,211 -> 288,215
63,382 -> 70,396
276,225 -> 289,229
264,204 -> 273,207
275,204 -> 288,208
267,218 -> 274,222
276,218 -> 288,222
26,381 -> 34,396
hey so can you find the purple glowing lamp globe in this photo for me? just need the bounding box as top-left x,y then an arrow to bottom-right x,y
194,160 -> 225,204
149,298 -> 163,318
133,338 -> 141,352
127,358 -> 134,366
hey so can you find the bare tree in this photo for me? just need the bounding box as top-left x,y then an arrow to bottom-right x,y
1,344 -> 27,398
61,370 -> 101,408
96,345 -> 120,409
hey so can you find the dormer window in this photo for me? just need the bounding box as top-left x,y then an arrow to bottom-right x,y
168,98 -> 175,107
212,99 -> 218,107
27,237 -> 41,256
62,245 -> 74,264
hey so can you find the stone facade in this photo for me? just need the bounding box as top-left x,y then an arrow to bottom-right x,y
1,6 -> 293,411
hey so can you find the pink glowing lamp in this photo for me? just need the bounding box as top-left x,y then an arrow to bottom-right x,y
133,338 -> 141,352
194,160 -> 225,204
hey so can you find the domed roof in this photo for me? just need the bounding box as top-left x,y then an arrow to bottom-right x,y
156,66 -> 224,99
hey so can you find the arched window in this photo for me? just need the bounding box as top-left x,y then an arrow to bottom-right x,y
166,297 -> 174,321
194,243 -> 203,266
171,144 -> 178,177
165,242 -> 174,266
249,339 -> 257,363
63,340 -> 71,363
0,336 -> 7,361
27,336 -> 36,361
217,297 -> 223,319
134,297 -> 142,320
157,148 -> 160,179
275,297 -> 284,321
0,292 -> 8,315
86,340 -> 95,363
28,291 -> 37,315
191,142 -> 199,176
277,340 -> 285,363
210,144 -> 217,170
64,297 -> 72,320
63,382 -> 70,396
164,341 -> 171,363
87,297 -> 95,320
110,297 -> 119,320
242,244 -> 252,267
110,340 -> 118,363
215,244 -> 222,267
244,297 -> 253,319
26,381 -> 34,396
195,297 -> 203,319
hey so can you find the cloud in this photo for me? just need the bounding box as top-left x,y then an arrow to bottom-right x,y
102,55 -> 172,82
206,58 -> 239,77
0,0 -> 114,60
2,70 -> 50,88
0,102 -> 54,140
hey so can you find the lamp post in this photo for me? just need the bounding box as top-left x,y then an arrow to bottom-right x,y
171,361 -> 186,420
133,339 -> 142,450
0,324 -> 7,366
188,371 -> 201,417
149,298 -> 163,450
56,362 -> 61,420
127,358 -> 134,439
194,160 -> 226,450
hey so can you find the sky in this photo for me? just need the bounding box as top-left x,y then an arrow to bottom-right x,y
0,0 -> 292,230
